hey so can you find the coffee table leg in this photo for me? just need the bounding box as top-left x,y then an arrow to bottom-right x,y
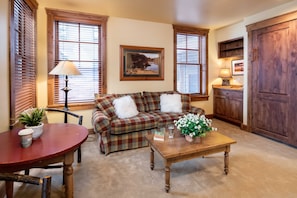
165,162 -> 171,193
224,146 -> 230,175
150,146 -> 154,170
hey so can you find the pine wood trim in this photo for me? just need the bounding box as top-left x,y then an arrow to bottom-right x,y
246,10 -> 297,31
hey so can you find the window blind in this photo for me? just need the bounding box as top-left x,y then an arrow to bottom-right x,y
10,0 -> 38,126
54,22 -> 101,104
173,25 -> 209,98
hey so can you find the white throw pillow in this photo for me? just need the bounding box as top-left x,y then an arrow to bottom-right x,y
160,94 -> 182,113
113,95 -> 139,119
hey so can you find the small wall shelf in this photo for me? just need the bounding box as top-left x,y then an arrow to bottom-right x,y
218,37 -> 243,58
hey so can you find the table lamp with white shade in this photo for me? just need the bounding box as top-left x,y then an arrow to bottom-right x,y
218,68 -> 231,86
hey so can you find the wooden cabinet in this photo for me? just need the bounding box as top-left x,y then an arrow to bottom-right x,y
218,37 -> 243,58
213,86 -> 243,125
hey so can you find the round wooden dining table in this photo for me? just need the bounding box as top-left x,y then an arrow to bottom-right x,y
0,123 -> 88,198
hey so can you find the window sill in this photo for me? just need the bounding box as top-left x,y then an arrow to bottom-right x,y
190,94 -> 209,101
47,102 -> 95,111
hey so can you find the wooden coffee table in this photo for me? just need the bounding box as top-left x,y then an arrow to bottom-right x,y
145,131 -> 236,192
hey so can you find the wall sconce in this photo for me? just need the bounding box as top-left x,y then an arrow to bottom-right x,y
219,68 -> 231,86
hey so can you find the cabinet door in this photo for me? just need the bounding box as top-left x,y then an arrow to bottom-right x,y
214,95 -> 227,117
213,88 -> 243,125
227,98 -> 243,122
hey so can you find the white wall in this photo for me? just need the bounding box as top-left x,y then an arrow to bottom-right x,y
106,17 -> 174,93
0,0 -> 10,132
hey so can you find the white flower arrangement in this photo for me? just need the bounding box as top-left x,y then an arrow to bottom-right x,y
174,113 -> 217,138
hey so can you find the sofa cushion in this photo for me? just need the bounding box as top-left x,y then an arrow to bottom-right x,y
115,92 -> 146,112
113,95 -> 139,119
96,95 -> 117,119
143,91 -> 174,111
110,112 -> 158,135
160,93 -> 182,113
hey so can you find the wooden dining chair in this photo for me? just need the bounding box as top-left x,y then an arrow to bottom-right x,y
0,173 -> 51,198
44,108 -> 83,163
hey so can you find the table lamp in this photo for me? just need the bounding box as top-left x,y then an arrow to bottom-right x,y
219,68 -> 231,86
49,61 -> 81,122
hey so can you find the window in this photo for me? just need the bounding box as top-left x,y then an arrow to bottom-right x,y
173,25 -> 209,101
9,0 -> 38,127
46,9 -> 108,110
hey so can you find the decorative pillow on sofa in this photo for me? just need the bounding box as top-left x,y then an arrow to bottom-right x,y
115,92 -> 146,112
96,95 -> 117,119
143,91 -> 174,111
160,94 -> 182,113
113,95 -> 139,119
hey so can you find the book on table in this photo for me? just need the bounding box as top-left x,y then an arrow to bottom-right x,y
153,128 -> 165,141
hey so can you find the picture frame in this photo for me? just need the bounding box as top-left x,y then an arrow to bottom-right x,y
120,45 -> 164,81
231,59 -> 244,76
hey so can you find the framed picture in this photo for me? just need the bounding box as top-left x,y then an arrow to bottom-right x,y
120,45 -> 164,81
231,59 -> 244,76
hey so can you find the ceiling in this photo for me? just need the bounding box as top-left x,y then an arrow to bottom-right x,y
56,0 -> 294,29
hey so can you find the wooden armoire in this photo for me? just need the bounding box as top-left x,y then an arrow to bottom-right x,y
247,11 -> 297,147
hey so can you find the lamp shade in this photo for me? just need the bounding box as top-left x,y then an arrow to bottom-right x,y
49,61 -> 81,76
218,68 -> 231,78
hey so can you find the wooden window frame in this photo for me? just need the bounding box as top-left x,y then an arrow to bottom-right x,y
46,8 -> 108,110
173,25 -> 209,101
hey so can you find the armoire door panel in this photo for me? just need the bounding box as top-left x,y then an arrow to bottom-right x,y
251,20 -> 293,145
258,27 -> 289,95
249,11 -> 297,147
287,20 -> 297,146
253,98 -> 288,138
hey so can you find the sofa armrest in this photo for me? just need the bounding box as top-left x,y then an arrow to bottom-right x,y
190,106 -> 205,115
92,109 -> 111,136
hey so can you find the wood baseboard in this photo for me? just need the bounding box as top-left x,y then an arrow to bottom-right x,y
88,128 -> 95,134
205,114 -> 213,119
240,123 -> 249,131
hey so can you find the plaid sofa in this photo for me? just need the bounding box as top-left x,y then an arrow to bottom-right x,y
92,91 -> 205,155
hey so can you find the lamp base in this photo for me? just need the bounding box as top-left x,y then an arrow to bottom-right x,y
222,79 -> 230,86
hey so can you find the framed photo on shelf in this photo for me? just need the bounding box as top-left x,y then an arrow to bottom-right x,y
120,45 -> 164,81
231,59 -> 244,76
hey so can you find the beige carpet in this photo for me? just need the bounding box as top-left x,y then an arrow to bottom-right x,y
10,119 -> 297,198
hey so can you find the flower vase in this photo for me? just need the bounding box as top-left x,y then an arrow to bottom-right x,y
185,135 -> 202,143
185,135 -> 193,142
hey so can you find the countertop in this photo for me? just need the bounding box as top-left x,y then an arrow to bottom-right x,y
212,85 -> 243,91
